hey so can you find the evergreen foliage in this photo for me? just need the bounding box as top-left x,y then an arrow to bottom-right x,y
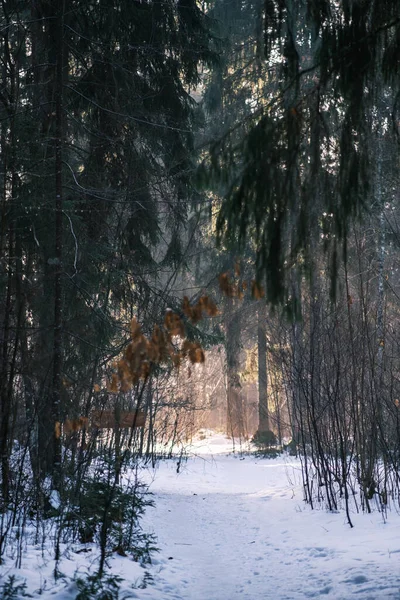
0,0 -> 216,480
207,0 -> 400,306
74,572 -> 123,600
0,576 -> 30,600
0,0 -> 217,577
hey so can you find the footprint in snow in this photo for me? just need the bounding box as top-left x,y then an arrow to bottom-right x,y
319,586 -> 332,595
343,574 -> 368,585
305,585 -> 332,597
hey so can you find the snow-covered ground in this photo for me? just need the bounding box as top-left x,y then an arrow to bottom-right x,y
1,432 -> 400,599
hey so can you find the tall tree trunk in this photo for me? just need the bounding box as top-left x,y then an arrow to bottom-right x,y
50,0 -> 65,487
0,26 -> 19,501
374,134 -> 385,467
257,301 -> 269,433
0,233 -> 13,503
225,297 -> 245,439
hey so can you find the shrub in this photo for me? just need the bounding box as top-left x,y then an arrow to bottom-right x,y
252,430 -> 281,457
0,576 -> 30,599
74,572 -> 122,600
252,430 -> 278,448
66,469 -> 156,562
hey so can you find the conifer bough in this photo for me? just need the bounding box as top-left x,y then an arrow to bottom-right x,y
211,0 -> 400,310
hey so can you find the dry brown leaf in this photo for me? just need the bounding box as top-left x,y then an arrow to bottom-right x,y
182,296 -> 192,318
130,317 -> 142,340
55,421 -> 61,439
107,373 -> 119,393
251,280 -> 265,299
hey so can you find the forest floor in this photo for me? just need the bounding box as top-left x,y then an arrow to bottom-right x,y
2,432 -> 400,599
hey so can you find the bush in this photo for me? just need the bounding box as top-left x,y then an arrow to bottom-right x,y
252,430 -> 281,457
252,430 -> 278,448
66,471 -> 156,562
0,576 -> 30,599
74,572 -> 122,600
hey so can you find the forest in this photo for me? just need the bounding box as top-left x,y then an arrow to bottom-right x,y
1,0 -> 400,598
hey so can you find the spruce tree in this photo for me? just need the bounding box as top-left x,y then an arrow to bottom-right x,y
209,0 -> 400,307
0,0 -> 216,487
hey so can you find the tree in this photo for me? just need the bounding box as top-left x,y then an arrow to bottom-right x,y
257,300 -> 269,433
0,0 -> 216,497
200,0 -> 276,438
209,0 -> 400,307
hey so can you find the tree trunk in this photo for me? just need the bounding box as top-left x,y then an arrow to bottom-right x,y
50,0 -> 65,488
0,233 -> 13,503
225,297 -> 245,439
0,38 -> 18,501
257,301 -> 269,433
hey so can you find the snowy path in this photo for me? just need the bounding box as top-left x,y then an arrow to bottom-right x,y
2,437 -> 400,599
137,444 -> 400,600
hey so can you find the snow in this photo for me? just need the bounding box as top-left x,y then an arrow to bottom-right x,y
1,432 -> 400,599
49,489 -> 61,510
